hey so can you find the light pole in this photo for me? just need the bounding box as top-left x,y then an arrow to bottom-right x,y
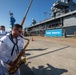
9,11 -> 16,30
43,12 -> 47,32
44,12 -> 47,20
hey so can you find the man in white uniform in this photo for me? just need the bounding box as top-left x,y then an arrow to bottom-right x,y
0,26 -> 7,38
0,24 -> 24,75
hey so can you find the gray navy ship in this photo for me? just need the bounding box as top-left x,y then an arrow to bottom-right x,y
24,0 -> 76,37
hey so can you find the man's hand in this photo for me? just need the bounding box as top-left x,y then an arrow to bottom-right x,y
8,61 -> 17,68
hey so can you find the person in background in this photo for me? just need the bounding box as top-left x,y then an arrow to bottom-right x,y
0,26 -> 7,39
0,26 -> 6,34
0,24 -> 24,75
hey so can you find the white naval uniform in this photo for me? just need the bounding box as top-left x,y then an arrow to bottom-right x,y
0,33 -> 24,75
0,30 -> 6,39
0,30 -> 6,35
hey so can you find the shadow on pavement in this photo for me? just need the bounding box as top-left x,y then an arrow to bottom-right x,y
26,48 -> 48,51
32,64 -> 68,75
27,46 -> 70,60
20,63 -> 35,75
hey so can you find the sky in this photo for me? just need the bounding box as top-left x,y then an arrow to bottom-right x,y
0,0 -> 76,31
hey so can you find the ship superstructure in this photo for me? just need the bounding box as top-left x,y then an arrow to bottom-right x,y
51,0 -> 76,17
24,0 -> 76,37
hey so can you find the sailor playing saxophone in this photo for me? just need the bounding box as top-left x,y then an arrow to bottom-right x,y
0,24 -> 24,75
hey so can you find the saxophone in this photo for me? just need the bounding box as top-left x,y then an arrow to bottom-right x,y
7,38 -> 30,74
